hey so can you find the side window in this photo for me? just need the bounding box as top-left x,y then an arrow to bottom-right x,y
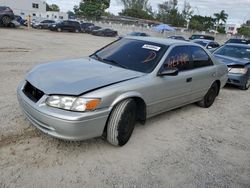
163,46 -> 192,71
191,46 -> 213,68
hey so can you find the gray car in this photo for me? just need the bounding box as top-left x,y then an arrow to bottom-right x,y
193,39 -> 220,52
213,43 -> 250,90
17,37 -> 228,146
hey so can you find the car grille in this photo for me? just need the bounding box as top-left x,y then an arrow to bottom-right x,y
23,82 -> 44,102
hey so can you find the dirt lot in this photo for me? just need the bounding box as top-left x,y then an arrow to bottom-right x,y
0,28 -> 250,188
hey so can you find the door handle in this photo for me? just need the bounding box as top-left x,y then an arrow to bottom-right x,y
186,77 -> 192,82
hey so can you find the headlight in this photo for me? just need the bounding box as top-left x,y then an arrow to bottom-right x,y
228,67 -> 248,74
46,96 -> 101,112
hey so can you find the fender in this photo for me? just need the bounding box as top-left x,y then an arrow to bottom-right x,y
110,91 -> 144,108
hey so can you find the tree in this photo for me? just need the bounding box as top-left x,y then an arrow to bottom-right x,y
74,0 -> 110,19
182,1 -> 193,28
237,22 -> 250,37
157,0 -> 185,27
119,0 -> 154,20
67,11 -> 76,19
46,4 -> 60,12
189,15 -> 215,31
214,10 -> 228,32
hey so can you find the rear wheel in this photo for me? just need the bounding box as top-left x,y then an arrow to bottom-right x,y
57,27 -> 62,32
1,16 -> 11,26
197,82 -> 219,108
107,99 -> 137,146
75,28 -> 79,33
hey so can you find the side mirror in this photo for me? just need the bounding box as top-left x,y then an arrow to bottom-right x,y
158,68 -> 179,76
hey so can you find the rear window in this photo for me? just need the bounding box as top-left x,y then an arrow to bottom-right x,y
91,38 -> 168,73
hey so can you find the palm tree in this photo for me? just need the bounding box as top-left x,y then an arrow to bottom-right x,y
214,10 -> 228,32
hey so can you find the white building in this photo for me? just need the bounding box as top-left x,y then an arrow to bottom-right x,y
0,0 -> 68,20
225,24 -> 241,35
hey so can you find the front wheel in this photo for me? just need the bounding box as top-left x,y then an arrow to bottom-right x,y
57,27 -> 62,32
240,79 -> 250,90
197,82 -> 219,108
106,99 -> 137,146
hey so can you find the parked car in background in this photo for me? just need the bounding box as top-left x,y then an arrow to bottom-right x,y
225,38 -> 250,45
14,15 -> 26,26
193,39 -> 220,52
189,34 -> 215,41
49,20 -> 81,33
80,22 -> 94,32
0,6 -> 14,26
8,20 -> 20,28
17,37 -> 228,146
33,19 -> 56,29
92,28 -> 118,37
167,35 -> 186,41
85,26 -> 102,34
127,32 -> 150,37
213,44 -> 250,90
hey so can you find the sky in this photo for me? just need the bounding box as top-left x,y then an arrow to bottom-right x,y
46,0 -> 250,24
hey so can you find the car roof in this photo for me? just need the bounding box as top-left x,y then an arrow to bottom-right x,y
125,36 -> 193,46
193,39 -> 213,42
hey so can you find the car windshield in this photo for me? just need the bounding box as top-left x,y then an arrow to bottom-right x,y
90,38 -> 168,73
214,45 -> 250,60
194,40 -> 208,47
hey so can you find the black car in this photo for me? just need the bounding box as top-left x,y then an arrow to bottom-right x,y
85,26 -> 102,34
33,20 -> 56,29
80,22 -> 94,32
225,38 -> 250,45
127,32 -> 150,37
49,20 -> 81,33
0,6 -> 15,26
92,28 -> 118,37
189,34 -> 215,41
167,35 -> 186,41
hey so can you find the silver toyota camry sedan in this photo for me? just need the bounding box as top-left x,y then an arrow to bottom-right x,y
17,37 -> 228,146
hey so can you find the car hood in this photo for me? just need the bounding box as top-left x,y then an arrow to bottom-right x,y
213,54 -> 250,66
26,58 -> 144,95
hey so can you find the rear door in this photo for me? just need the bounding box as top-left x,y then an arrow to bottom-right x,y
189,46 -> 217,100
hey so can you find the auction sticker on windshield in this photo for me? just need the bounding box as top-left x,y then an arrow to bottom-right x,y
142,44 -> 161,51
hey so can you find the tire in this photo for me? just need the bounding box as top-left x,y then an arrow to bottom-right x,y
75,29 -> 79,33
39,25 -> 42,29
107,99 -> 137,146
57,27 -> 62,32
1,16 -> 11,26
240,79 -> 250,90
197,82 -> 219,108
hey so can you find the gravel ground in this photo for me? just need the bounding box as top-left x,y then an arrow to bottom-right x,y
0,28 -> 250,188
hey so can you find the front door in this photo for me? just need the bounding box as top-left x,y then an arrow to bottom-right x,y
147,46 -> 194,116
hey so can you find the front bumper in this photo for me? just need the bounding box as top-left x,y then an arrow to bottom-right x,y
17,81 -> 110,141
227,73 -> 249,87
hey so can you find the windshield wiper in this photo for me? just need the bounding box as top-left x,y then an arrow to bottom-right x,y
102,58 -> 127,69
91,53 -> 103,61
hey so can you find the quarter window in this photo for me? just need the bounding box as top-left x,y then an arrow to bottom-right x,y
191,46 -> 213,68
163,46 -> 192,71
